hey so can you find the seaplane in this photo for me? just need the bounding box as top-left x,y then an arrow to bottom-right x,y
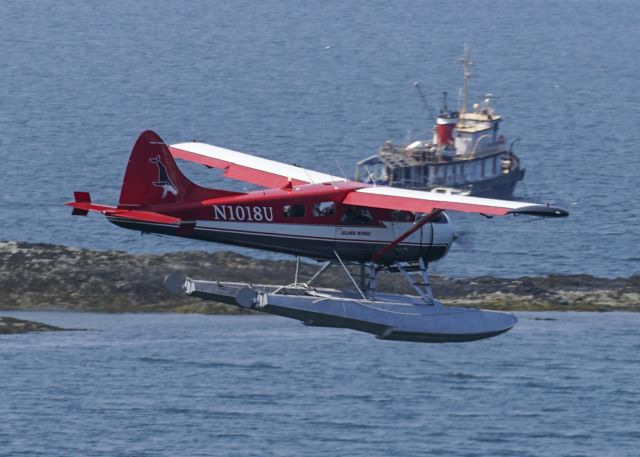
67,130 -> 568,343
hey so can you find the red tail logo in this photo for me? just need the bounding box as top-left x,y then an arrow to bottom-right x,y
149,155 -> 178,199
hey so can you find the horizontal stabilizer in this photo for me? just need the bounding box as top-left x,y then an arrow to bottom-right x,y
67,192 -> 116,216
105,210 -> 182,224
66,193 -> 182,225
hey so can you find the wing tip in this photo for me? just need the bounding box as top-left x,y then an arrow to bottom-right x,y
508,205 -> 569,218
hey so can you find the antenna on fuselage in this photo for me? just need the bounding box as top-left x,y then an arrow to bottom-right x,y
334,159 -> 347,179
301,166 -> 315,184
364,166 -> 377,187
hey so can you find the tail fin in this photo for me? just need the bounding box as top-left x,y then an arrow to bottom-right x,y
118,130 -> 195,208
118,130 -> 244,210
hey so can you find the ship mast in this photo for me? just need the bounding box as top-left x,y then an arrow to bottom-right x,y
459,46 -> 472,114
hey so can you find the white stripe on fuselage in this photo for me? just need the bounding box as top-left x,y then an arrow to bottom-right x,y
107,214 -> 454,247
195,220 -> 454,246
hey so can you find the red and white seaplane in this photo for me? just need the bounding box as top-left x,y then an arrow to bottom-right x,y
67,130 -> 568,343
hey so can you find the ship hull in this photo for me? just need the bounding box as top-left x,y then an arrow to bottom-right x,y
465,166 -> 525,198
357,147 -> 526,200
395,159 -> 525,199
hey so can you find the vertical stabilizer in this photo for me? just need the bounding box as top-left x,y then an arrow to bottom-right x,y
118,130 -> 191,208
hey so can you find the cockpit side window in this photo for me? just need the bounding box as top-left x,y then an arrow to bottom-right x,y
313,201 -> 335,217
340,206 -> 373,225
283,204 -> 306,218
391,210 -> 415,222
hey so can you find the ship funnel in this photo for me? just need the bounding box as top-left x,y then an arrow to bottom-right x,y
435,115 -> 457,145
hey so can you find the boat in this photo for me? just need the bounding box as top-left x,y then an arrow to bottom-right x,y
355,48 -> 525,199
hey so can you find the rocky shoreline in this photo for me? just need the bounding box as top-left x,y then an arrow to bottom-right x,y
1,241 -> 638,314
0,316 -> 65,334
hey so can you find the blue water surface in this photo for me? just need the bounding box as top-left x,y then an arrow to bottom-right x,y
0,0 -> 638,278
1,311 -> 639,457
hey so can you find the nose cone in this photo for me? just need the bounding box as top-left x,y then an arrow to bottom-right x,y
432,213 -> 457,246
440,212 -> 456,251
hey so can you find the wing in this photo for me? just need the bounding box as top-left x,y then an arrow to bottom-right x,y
342,186 -> 569,217
169,141 -> 567,217
169,142 -> 347,188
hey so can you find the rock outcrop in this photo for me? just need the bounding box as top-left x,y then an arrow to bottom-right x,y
1,241 -> 638,313
0,316 -> 65,334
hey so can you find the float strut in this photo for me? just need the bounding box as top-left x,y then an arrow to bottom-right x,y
294,256 -> 301,286
333,250 -> 367,300
368,263 -> 377,299
396,257 -> 436,305
305,261 -> 332,287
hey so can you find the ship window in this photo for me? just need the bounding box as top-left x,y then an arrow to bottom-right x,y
312,201 -> 335,217
393,169 -> 403,182
492,157 -> 497,175
481,160 -> 486,177
283,204 -> 305,218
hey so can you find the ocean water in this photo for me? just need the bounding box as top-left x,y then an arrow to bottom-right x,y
1,311 -> 639,457
0,0 -> 638,278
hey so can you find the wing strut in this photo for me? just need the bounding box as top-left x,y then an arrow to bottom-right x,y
371,210 -> 443,263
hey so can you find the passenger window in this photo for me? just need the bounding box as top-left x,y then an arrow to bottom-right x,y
340,206 -> 373,225
391,210 -> 414,222
313,201 -> 335,217
283,204 -> 305,218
